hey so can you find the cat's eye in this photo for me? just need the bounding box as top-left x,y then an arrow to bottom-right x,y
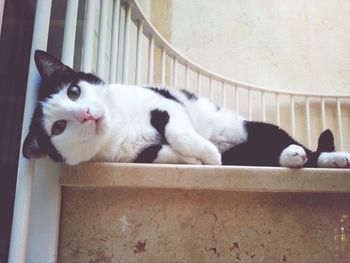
67,85 -> 81,101
51,120 -> 66,135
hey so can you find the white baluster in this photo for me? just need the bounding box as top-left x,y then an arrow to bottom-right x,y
148,36 -> 154,84
235,86 -> 239,114
291,96 -> 296,137
160,48 -> 166,86
197,72 -> 201,95
222,81 -> 226,108
122,3 -> 131,84
109,0 -> 121,83
305,97 -> 311,148
62,0 -> 79,67
209,77 -> 213,101
172,57 -> 177,87
275,94 -> 280,126
185,65 -> 189,90
336,98 -> 343,151
248,89 -> 252,120
97,0 -> 109,79
261,91 -> 266,122
321,98 -> 326,131
82,1 -> 96,72
135,21 -> 143,85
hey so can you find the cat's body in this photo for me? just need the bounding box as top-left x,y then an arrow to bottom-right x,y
23,50 -> 350,169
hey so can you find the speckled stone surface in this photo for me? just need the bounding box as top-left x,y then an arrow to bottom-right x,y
58,188 -> 350,263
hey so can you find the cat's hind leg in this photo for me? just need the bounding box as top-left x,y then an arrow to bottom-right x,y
279,144 -> 308,168
153,145 -> 202,164
151,109 -> 221,165
317,152 -> 350,168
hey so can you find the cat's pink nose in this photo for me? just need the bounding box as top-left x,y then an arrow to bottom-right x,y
80,109 -> 94,123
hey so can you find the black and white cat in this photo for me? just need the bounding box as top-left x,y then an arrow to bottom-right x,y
23,50 -> 350,168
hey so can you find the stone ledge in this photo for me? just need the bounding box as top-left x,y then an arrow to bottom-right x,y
60,162 -> 350,193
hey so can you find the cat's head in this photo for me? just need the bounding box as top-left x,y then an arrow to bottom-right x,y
22,50 -> 110,165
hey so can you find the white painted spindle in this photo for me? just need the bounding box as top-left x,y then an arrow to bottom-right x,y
305,97 -> 311,148
336,98 -> 343,151
197,72 -> 201,95
62,0 -> 79,66
135,21 -> 143,85
321,98 -> 326,131
97,0 -> 109,78
172,57 -> 177,87
9,1 -> 55,262
122,3 -> 131,84
109,0 -> 121,83
235,86 -> 239,114
275,94 -> 280,126
148,36 -> 154,84
222,81 -> 226,107
290,96 -> 296,137
261,91 -> 266,122
209,77 -> 213,101
82,0 -> 96,72
184,65 -> 189,90
248,89 -> 252,120
160,48 -> 166,86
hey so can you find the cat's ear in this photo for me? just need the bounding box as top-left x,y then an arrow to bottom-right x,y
34,50 -> 73,80
317,129 -> 335,152
22,130 -> 47,159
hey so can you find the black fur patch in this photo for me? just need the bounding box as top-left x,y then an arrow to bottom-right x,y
145,86 -> 182,104
316,129 -> 335,152
222,121 -> 320,167
134,144 -> 162,163
39,69 -> 104,100
150,109 -> 169,140
180,89 -> 197,101
24,104 -> 63,162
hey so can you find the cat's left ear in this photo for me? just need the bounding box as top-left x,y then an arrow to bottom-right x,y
22,130 -> 47,159
34,50 -> 73,80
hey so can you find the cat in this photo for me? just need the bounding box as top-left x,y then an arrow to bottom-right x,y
22,50 -> 350,169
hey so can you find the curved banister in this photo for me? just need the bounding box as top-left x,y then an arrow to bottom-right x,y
122,0 -> 350,98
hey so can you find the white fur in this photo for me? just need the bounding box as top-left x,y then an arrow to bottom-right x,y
317,152 -> 350,168
279,144 -> 307,168
41,81 -> 247,165
153,145 -> 202,164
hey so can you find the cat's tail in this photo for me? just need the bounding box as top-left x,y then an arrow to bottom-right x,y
316,129 -> 335,152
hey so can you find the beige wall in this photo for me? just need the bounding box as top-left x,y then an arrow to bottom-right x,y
150,0 -> 350,95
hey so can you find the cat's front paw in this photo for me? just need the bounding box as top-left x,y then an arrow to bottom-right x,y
279,144 -> 307,168
201,145 -> 222,165
318,152 -> 350,168
181,156 -> 202,165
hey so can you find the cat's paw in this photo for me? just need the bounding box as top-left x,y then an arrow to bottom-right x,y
279,144 -> 307,168
318,152 -> 350,168
181,156 -> 202,165
201,144 -> 222,165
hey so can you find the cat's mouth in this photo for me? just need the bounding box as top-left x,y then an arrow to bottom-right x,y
94,116 -> 105,133
80,114 -> 105,135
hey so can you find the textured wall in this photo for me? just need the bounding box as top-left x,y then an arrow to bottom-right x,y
150,0 -> 350,95
58,188 -> 350,263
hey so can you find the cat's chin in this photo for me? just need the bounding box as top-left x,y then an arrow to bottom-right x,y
95,115 -> 109,135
